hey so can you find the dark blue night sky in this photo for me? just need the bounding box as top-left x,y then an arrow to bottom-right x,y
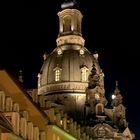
2,0 -> 140,138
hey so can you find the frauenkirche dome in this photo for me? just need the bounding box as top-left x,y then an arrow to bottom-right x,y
38,1 -> 101,96
38,45 -> 100,95
37,0 -> 103,120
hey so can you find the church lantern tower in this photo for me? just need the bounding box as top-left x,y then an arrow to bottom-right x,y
58,0 -> 82,36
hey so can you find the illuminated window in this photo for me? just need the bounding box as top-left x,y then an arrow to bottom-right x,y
81,66 -> 88,82
60,120 -> 63,125
54,67 -> 62,82
37,73 -> 41,88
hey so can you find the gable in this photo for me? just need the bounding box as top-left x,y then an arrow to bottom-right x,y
92,123 -> 117,138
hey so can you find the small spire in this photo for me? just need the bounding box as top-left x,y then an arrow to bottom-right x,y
93,51 -> 99,60
111,81 -> 123,106
114,81 -> 120,95
115,80 -> 118,87
19,70 -> 23,83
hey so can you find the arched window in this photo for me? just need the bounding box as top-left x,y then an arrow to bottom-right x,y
54,66 -> 62,82
96,103 -> 104,115
81,66 -> 88,82
55,70 -> 60,81
63,16 -> 71,32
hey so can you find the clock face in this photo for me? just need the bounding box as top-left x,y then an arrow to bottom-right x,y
95,93 -> 100,100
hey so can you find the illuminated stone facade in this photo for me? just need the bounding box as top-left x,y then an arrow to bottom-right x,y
0,0 -> 135,140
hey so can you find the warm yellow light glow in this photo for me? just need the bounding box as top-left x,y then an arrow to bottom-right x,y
112,94 -> 116,99
80,49 -> 84,55
57,136 -> 60,140
38,73 -> 41,87
57,49 -> 62,55
60,25 -> 63,32
55,69 -> 61,81
81,67 -> 88,81
60,120 -> 63,125
95,93 -> 100,100
71,25 -> 74,31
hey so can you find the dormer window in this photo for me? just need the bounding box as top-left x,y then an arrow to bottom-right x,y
54,66 -> 62,82
57,48 -> 62,55
81,66 -> 89,82
80,49 -> 84,55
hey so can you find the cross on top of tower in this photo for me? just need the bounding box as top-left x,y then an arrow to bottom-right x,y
61,0 -> 78,9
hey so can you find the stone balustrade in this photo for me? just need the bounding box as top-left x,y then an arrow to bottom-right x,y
27,90 -> 95,140
0,90 -> 46,140
42,100 -> 93,140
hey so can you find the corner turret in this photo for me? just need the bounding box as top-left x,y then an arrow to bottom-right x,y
56,0 -> 84,48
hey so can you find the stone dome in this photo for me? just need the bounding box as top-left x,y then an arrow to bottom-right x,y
38,43 -> 100,95
37,5 -> 103,121
37,5 -> 102,105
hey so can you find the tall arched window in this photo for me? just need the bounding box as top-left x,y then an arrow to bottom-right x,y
54,66 -> 62,82
63,16 -> 71,32
96,103 -> 104,115
55,70 -> 60,81
37,73 -> 41,88
81,66 -> 89,82
0,91 -> 5,111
